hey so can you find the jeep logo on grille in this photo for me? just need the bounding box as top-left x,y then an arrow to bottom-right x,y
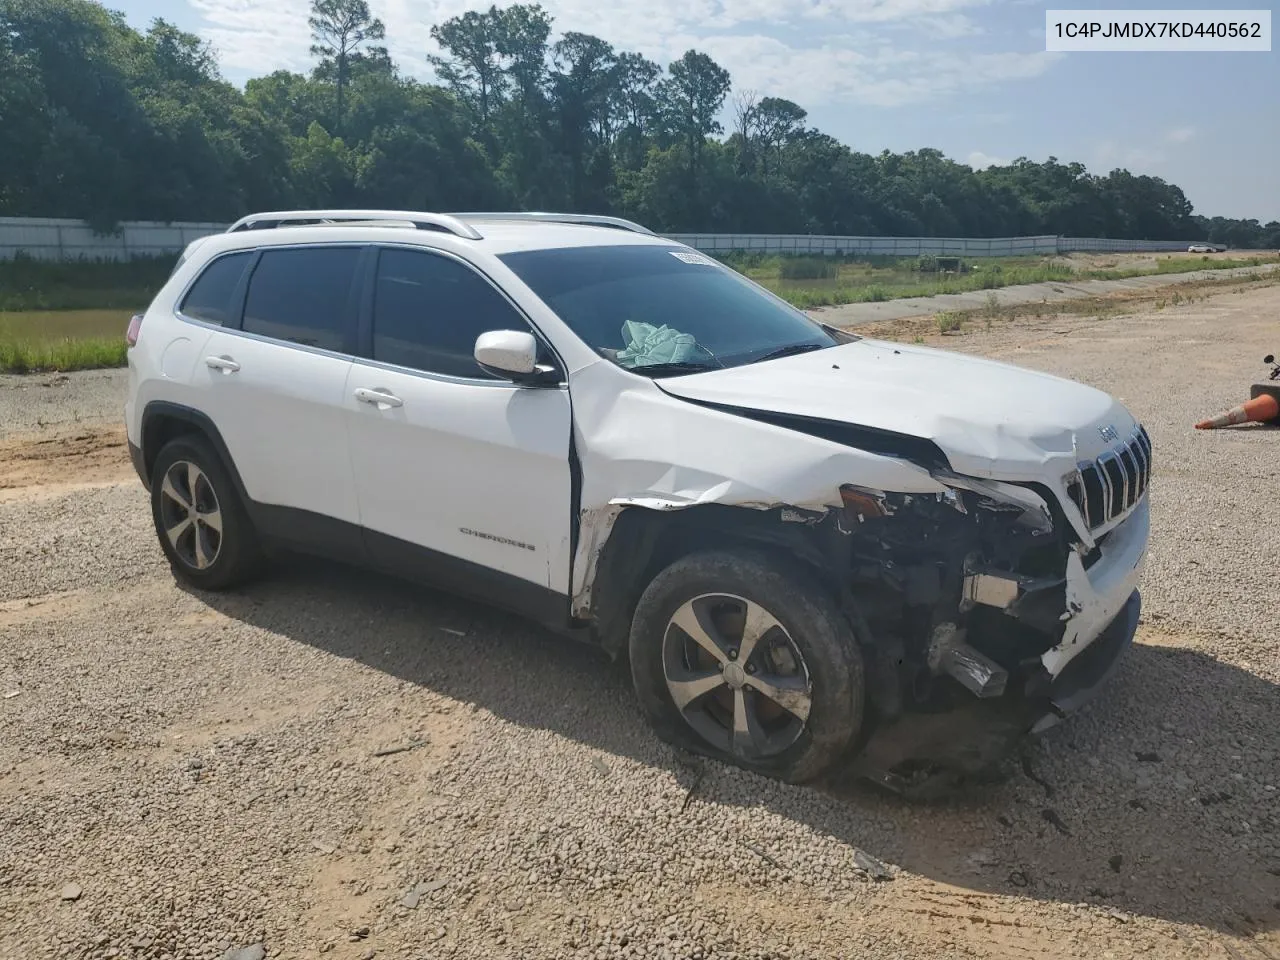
1098,424 -> 1119,443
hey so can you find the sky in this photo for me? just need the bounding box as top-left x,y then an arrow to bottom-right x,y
110,0 -> 1279,223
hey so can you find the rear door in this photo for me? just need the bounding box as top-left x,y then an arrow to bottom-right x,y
345,246 -> 573,601
192,244 -> 366,549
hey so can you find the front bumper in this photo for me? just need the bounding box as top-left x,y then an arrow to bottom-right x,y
1042,497 -> 1149,679
1027,588 -> 1140,734
851,589 -> 1141,797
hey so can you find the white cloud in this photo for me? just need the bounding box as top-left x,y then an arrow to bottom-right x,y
967,150 -> 1007,169
921,14 -> 984,38
1095,141 -> 1166,170
1165,126 -> 1196,143
691,36 -> 1058,107
189,0 -> 1054,108
190,0 -> 313,73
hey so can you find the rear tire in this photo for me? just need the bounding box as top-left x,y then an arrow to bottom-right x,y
149,435 -> 261,590
629,549 -> 864,783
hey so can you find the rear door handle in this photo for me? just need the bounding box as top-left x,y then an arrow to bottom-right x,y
205,355 -> 240,374
354,387 -> 404,409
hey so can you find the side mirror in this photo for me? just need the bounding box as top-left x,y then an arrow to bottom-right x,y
474,330 -> 559,386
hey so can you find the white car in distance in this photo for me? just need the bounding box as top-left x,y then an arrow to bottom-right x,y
124,210 -> 1150,789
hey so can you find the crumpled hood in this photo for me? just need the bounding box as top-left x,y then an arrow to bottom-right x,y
656,338 -> 1136,481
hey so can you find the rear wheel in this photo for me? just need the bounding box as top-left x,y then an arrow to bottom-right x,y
629,549 -> 864,783
150,435 -> 261,590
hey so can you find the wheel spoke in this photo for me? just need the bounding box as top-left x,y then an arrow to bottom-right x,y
744,673 -> 812,723
161,472 -> 191,510
199,507 -> 223,534
165,516 -> 193,551
187,463 -> 202,506
192,525 -> 211,569
669,601 -> 729,665
731,689 -> 768,758
737,600 -> 782,664
667,671 -> 726,711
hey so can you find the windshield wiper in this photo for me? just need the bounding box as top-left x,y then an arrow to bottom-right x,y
751,342 -> 829,364
626,360 -> 721,378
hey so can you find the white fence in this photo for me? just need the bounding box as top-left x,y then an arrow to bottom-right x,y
0,215 -> 1212,261
668,233 -> 1065,256
0,217 -> 228,261
671,234 -> 1210,255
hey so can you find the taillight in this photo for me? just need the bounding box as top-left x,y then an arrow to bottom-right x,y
126,313 -> 143,347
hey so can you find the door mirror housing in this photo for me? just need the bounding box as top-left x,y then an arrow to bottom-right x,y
474,330 -> 559,386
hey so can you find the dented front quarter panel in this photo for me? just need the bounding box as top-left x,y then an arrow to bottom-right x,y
567,359 -> 948,613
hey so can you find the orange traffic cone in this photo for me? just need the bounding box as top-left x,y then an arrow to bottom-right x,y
1195,392 -> 1280,429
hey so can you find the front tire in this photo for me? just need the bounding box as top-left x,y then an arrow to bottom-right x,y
149,435 -> 261,590
629,549 -> 864,783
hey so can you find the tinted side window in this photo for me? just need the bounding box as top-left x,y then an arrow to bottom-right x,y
372,248 -> 533,379
179,252 -> 253,326
242,247 -> 361,352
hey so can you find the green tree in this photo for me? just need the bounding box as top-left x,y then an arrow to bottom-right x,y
610,52 -> 661,170
657,50 -> 730,182
1,0 -> 1265,245
308,0 -> 385,136
551,31 -> 616,209
429,8 -> 508,129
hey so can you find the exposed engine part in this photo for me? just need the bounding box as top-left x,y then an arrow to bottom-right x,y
927,622 -> 1009,698
963,572 -> 1020,610
931,470 -> 1054,533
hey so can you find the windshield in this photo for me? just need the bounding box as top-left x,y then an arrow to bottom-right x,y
498,244 -> 847,375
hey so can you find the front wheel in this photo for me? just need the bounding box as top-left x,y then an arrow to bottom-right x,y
629,549 -> 865,783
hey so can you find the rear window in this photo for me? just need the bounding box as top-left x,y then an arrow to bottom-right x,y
179,252 -> 253,326
242,247 -> 361,352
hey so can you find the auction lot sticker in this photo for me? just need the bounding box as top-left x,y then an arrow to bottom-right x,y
1046,9 -> 1271,51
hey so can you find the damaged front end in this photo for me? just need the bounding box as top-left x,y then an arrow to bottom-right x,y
836,468 -> 1147,794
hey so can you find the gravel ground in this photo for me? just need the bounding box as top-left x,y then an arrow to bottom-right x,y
2,283 -> 1279,960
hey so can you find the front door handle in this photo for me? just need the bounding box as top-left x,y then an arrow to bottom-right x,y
354,387 -> 404,409
205,355 -> 240,374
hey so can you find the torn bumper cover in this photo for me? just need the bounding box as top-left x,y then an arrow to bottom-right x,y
1043,496 -> 1148,678
1020,496 -> 1148,732
1027,589 -> 1140,734
928,473 -> 1146,722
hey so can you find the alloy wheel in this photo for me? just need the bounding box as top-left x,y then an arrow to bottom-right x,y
158,460 -> 224,571
662,593 -> 813,759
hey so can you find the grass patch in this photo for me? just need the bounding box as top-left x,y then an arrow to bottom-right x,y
721,251 -> 1275,310
777,257 -> 839,281
0,255 -> 174,311
0,336 -> 127,373
0,309 -> 130,372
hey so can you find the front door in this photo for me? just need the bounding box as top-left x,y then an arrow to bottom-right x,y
345,246 -> 573,606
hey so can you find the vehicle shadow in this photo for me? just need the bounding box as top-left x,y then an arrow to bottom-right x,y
190,557 -> 1280,937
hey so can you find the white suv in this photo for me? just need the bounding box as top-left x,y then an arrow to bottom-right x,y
124,210 -> 1150,789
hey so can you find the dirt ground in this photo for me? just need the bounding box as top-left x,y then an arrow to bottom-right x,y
1,282 -> 1278,960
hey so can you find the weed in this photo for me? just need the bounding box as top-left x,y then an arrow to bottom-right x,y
936,311 -> 964,334
778,257 -> 839,281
